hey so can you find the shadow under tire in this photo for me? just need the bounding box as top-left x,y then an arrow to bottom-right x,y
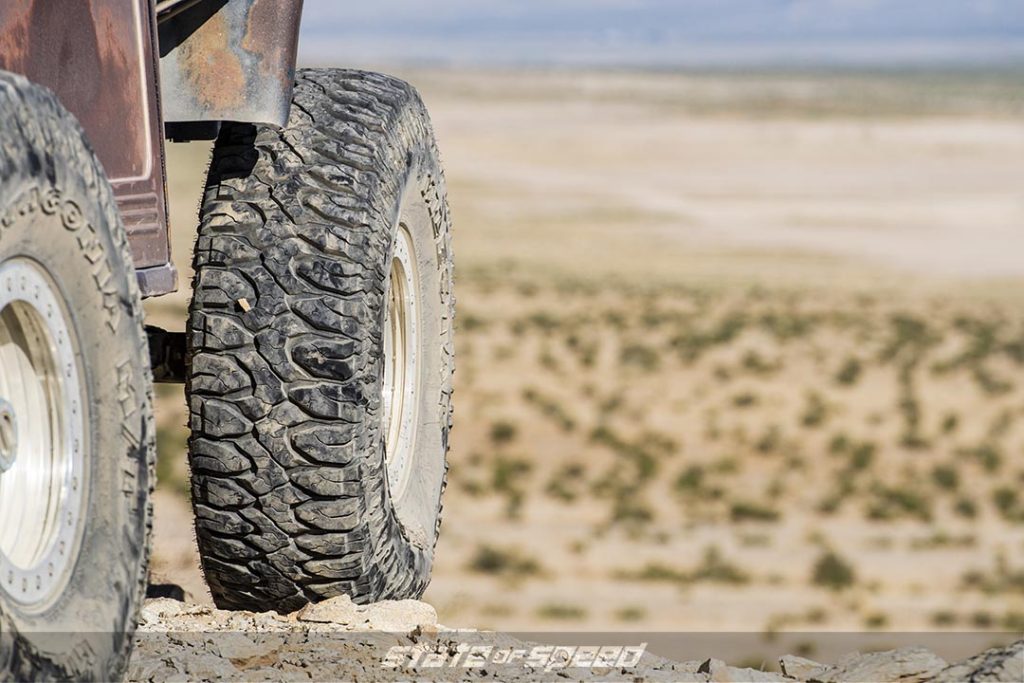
187,68 -> 454,612
0,72 -> 154,681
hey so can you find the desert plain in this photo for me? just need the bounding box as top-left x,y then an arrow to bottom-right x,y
143,67 -> 1024,661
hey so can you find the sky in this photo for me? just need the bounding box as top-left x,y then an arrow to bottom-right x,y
297,0 -> 1024,68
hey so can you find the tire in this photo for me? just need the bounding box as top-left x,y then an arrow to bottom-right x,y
187,68 -> 454,612
0,73 -> 154,680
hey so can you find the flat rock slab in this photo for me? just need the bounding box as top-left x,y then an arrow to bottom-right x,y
296,594 -> 438,632
926,640 -> 1023,683
780,655 -> 829,680
807,647 -> 947,683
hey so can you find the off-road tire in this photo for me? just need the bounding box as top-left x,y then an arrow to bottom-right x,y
187,68 -> 454,612
0,73 -> 154,681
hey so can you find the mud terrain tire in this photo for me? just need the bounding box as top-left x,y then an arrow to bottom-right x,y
187,69 -> 454,612
0,73 -> 154,681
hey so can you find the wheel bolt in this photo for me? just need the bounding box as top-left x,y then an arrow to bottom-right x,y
0,400 -> 16,473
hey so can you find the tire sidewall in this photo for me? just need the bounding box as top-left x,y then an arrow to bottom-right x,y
384,158 -> 450,549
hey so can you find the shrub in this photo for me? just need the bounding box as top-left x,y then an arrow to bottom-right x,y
730,501 -> 781,523
940,413 -> 960,434
1003,611 -> 1024,632
863,612 -> 888,629
489,420 -> 518,446
755,424 -> 782,455
835,357 -> 863,386
620,343 -> 661,371
467,545 -> 542,579
615,563 -> 688,583
817,493 -> 843,515
828,433 -> 850,455
538,347 -> 559,371
733,391 -> 759,408
611,494 -> 654,528
812,551 -> 856,591
545,464 -> 584,502
459,313 -> 489,332
674,465 -> 705,497
491,455 -> 532,518
974,367 -> 1013,396
957,443 -> 1003,473
954,497 -> 978,519
993,487 -> 1020,520
971,611 -> 994,628
614,606 -> 647,622
690,546 -> 749,585
537,603 -> 587,620
931,465 -> 959,491
848,442 -> 876,472
878,314 -> 937,364
801,392 -> 828,428
866,484 -> 932,522
522,388 -> 576,432
741,350 -> 780,375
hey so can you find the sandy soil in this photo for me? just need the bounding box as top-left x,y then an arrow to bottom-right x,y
145,68 -> 1024,646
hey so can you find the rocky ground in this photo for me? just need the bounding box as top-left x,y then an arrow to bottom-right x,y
129,595 -> 1022,682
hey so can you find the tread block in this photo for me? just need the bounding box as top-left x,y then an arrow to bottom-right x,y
196,476 -> 256,509
190,353 -> 254,395
291,337 -> 358,380
195,398 -> 253,438
295,499 -> 362,532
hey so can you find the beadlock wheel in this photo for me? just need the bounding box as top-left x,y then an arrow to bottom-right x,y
0,257 -> 86,610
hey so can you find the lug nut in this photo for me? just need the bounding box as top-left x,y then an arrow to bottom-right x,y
0,399 -> 16,473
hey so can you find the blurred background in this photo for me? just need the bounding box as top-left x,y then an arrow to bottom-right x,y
146,0 -> 1024,649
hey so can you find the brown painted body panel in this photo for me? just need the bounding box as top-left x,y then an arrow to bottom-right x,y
0,0 -> 173,292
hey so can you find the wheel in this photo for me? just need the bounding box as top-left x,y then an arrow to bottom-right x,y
0,73 -> 154,679
187,68 -> 454,612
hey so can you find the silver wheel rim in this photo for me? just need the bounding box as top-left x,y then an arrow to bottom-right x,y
0,258 -> 86,609
383,224 -> 419,500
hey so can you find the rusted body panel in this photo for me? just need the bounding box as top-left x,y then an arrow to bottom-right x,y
159,0 -> 303,128
0,0 -> 174,294
0,0 -> 304,298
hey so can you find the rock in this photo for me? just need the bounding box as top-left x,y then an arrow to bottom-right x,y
926,640 -> 1023,683
295,594 -> 360,624
699,658 -> 727,675
721,667 -> 791,682
698,657 -> 790,682
779,654 -> 827,680
296,594 -> 438,632
139,597 -> 186,625
359,599 -> 438,632
812,647 -> 947,683
210,633 -> 277,662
